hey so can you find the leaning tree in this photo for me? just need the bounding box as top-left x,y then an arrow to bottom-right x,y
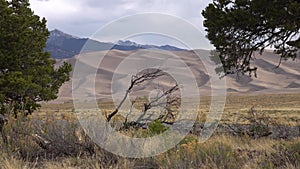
106,69 -> 180,129
0,0 -> 72,118
202,0 -> 300,77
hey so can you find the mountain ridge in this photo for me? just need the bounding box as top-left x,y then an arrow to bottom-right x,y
46,29 -> 186,59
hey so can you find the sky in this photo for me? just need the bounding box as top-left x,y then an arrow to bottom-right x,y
29,0 -> 213,49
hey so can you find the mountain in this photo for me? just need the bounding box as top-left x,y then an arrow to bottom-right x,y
46,29 -> 115,59
116,40 -> 185,51
45,29 -> 186,59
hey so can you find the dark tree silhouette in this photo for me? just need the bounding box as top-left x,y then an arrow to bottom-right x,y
202,0 -> 300,77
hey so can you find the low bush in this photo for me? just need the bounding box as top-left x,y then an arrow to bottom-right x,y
0,114 -> 113,161
148,120 -> 169,135
227,107 -> 272,139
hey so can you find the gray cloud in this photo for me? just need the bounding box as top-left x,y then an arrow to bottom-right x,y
29,0 -> 212,48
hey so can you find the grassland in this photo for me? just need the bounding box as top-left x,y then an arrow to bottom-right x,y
0,93 -> 299,168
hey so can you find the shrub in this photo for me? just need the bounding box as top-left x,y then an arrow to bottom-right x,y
148,120 -> 169,135
1,114 -> 100,160
227,107 -> 272,139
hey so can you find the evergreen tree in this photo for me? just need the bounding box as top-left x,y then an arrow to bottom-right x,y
202,0 -> 300,76
0,0 -> 72,117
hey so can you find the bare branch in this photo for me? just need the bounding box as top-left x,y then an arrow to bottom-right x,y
136,84 -> 180,124
106,69 -> 165,122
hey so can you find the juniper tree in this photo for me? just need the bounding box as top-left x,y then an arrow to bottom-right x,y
202,0 -> 300,77
0,0 -> 72,117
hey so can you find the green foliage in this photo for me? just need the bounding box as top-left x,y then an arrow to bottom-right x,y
0,0 -> 72,117
129,120 -> 169,138
202,0 -> 300,77
148,120 -> 169,135
209,50 -> 226,77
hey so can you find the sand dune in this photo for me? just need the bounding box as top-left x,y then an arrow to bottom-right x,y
55,49 -> 299,101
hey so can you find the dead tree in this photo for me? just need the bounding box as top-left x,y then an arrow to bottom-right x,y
135,84 -> 180,124
106,69 -> 165,122
106,69 -> 180,128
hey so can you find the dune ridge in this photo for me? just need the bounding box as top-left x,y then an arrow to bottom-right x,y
55,49 -> 300,101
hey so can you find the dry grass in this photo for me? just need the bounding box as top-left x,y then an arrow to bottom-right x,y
0,93 -> 299,168
0,133 -> 299,168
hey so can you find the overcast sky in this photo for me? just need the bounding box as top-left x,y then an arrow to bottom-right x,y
29,0 -> 213,49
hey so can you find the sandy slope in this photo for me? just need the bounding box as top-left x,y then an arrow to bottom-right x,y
54,49 -> 299,101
